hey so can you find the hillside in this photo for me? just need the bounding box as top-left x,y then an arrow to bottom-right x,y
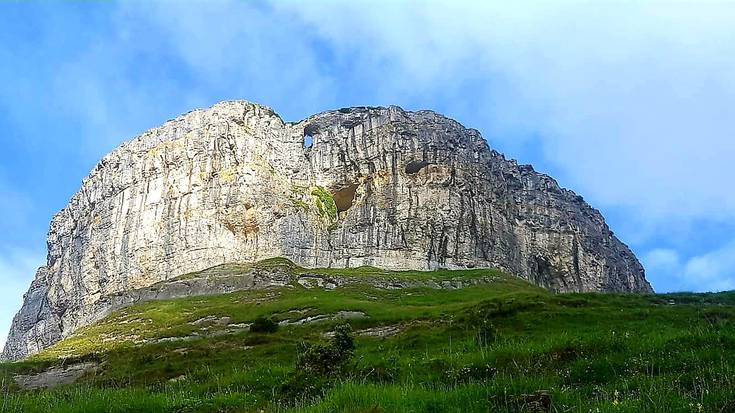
0,259 -> 732,413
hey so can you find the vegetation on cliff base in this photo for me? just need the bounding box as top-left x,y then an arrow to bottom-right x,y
0,261 -> 734,413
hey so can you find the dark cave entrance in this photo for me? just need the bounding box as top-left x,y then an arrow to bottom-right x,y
333,183 -> 359,213
405,160 -> 429,175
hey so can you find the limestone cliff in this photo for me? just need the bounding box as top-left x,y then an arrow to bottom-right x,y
1,101 -> 652,361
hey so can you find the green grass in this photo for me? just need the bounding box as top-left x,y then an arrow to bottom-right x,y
1,260 -> 734,413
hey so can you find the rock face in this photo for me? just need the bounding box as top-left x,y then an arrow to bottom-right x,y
1,101 -> 652,361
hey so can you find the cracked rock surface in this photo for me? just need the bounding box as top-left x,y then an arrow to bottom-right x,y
1,101 -> 651,361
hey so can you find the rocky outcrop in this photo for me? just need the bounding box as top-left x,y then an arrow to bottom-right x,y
1,101 -> 651,361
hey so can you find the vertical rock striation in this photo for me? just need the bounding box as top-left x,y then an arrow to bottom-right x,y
1,101 -> 652,361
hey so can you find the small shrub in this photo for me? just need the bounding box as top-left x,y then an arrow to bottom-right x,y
331,323 -> 355,355
250,316 -> 278,333
296,323 -> 355,376
279,323 -> 355,405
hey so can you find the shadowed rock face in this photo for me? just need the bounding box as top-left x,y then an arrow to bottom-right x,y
1,101 -> 652,361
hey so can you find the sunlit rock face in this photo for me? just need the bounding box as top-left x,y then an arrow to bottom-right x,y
1,101 -> 652,361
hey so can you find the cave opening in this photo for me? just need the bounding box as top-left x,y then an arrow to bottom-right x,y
405,160 -> 429,175
333,183 -> 359,213
303,124 -> 319,150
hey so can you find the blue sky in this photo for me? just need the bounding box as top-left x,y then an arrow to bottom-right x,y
1,1 -> 735,348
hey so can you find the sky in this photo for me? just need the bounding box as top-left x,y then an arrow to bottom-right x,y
1,0 -> 734,348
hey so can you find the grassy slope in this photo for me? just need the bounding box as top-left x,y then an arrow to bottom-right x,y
1,259 -> 734,413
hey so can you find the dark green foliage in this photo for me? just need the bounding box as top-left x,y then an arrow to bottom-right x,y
278,323 -> 355,405
296,323 -> 355,376
277,372 -> 333,407
250,316 -> 279,333
310,186 -> 337,221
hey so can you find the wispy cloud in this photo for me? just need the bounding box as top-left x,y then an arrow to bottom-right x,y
644,242 -> 735,292
280,1 -> 735,223
116,0 -> 338,120
682,241 -> 735,292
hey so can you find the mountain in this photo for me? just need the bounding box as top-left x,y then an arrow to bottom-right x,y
1,101 -> 651,361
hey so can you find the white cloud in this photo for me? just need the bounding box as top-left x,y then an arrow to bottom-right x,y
644,242 -> 735,293
279,1 -> 735,223
0,0 -> 340,162
115,0 -> 338,120
274,1 -> 735,292
682,241 -> 735,292
644,248 -> 680,272
17,1 -> 733,226
0,248 -> 45,350
643,248 -> 682,291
